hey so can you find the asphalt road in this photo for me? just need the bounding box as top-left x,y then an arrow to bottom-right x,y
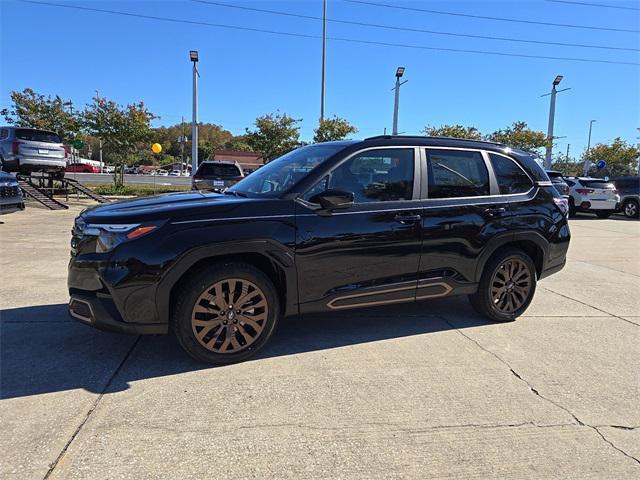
64,172 -> 192,186
1,200 -> 639,479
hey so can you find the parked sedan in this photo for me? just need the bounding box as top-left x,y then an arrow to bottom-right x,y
0,126 -> 67,178
613,176 -> 639,218
0,171 -> 25,215
565,177 -> 620,218
66,163 -> 101,173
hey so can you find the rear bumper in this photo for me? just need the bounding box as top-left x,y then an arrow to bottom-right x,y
17,157 -> 66,171
69,294 -> 167,335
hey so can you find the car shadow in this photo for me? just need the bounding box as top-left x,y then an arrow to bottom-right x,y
1,299 -> 491,399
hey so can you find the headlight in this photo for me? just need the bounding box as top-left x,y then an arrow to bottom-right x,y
84,222 -> 162,253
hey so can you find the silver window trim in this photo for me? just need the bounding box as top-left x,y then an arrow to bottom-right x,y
486,150 -> 536,194
423,146 -> 535,200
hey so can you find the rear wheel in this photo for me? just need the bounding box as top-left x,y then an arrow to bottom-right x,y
172,262 -> 279,365
623,199 -> 639,219
469,249 -> 537,322
595,211 -> 611,219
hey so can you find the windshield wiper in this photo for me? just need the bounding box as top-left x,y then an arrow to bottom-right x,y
223,190 -> 248,198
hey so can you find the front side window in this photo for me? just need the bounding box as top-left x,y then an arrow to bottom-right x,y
316,148 -> 414,203
427,149 -> 489,198
489,153 -> 533,194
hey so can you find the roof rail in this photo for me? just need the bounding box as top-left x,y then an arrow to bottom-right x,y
363,134 -> 505,147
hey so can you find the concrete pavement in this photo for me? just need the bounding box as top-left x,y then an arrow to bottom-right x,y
1,202 -> 638,479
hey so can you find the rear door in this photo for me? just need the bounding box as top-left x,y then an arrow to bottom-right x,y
295,146 -> 423,313
417,148 -> 512,290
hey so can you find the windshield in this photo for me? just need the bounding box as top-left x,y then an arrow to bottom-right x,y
15,129 -> 61,143
228,144 -> 349,197
196,163 -> 241,178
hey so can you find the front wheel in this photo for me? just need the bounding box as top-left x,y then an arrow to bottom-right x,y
469,249 -> 537,322
172,262 -> 279,365
623,199 -> 639,219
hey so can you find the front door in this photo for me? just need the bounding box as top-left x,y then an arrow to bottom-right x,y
295,147 -> 423,313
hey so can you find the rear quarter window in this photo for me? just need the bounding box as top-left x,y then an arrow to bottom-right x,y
489,153 -> 533,194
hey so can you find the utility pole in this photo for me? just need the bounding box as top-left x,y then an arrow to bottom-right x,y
320,0 -> 327,124
583,119 -> 596,175
95,90 -> 103,173
566,144 -> 570,161
542,75 -> 570,169
392,67 -> 406,136
190,50 -> 199,176
180,116 -> 186,175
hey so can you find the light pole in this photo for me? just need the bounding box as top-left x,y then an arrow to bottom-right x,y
543,75 -> 570,169
583,119 -> 596,175
392,66 -> 406,136
190,50 -> 199,176
320,0 -> 327,124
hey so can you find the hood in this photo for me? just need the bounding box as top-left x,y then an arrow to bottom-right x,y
80,190 -> 250,224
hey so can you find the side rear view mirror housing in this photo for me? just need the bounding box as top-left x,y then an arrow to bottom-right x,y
308,189 -> 355,212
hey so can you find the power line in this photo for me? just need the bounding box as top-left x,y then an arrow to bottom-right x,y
20,1 -> 640,66
545,0 -> 640,11
345,0 -> 640,33
192,0 -> 638,52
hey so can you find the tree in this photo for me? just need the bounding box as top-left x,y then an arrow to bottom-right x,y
313,116 -> 357,143
245,112 -> 301,162
583,138 -> 640,178
83,95 -> 157,186
486,121 -> 549,155
2,88 -> 81,143
224,135 -> 254,152
422,124 -> 482,140
550,154 -> 583,176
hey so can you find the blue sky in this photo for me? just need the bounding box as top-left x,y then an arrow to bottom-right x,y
1,0 -> 638,158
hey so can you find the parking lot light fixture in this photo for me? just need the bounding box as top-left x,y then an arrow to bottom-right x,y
190,50 -> 199,176
189,50 -> 199,62
396,67 -> 405,78
392,67 -> 407,135
553,75 -> 563,86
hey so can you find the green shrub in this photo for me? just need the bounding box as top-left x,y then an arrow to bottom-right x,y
90,184 -> 190,197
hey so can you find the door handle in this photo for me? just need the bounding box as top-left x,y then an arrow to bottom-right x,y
394,213 -> 422,224
483,207 -> 507,216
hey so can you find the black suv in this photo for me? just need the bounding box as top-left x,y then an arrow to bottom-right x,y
69,136 -> 570,364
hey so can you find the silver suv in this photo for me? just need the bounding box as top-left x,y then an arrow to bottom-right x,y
0,126 -> 67,178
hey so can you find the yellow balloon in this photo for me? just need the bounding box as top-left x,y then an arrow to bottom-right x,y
151,143 -> 162,154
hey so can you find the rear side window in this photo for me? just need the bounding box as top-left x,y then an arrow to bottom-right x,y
427,149 -> 489,198
489,154 -> 533,194
196,163 -> 241,178
15,129 -> 61,143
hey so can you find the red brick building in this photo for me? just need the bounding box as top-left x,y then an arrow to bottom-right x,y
214,150 -> 264,171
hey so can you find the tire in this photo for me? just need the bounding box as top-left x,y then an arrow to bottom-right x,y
172,262 -> 279,365
623,199 -> 639,219
568,198 -> 576,217
595,211 -> 611,219
469,248 -> 537,322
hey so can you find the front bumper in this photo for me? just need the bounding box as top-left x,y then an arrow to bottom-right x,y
69,294 -> 167,334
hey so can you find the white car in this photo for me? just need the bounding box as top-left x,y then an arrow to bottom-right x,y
565,177 -> 620,218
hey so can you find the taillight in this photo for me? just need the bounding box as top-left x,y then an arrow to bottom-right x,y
575,188 -> 594,194
553,197 -> 569,216
11,141 -> 21,155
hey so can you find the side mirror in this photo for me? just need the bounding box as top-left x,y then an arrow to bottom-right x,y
308,189 -> 354,211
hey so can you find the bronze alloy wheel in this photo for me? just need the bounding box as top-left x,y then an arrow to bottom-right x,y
191,278 -> 268,354
490,257 -> 533,314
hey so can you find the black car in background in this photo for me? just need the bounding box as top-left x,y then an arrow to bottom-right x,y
192,160 -> 244,191
546,170 -> 570,197
68,136 -> 570,365
0,171 -> 24,215
613,176 -> 639,218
